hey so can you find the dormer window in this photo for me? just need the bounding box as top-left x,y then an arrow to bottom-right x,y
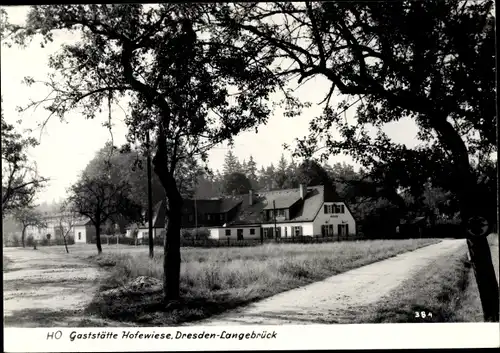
324,204 -> 345,214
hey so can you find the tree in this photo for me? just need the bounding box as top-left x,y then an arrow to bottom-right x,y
86,142 -> 205,257
1,98 -> 48,216
258,163 -> 276,191
223,172 -> 252,195
84,143 -> 166,210
14,4 -> 280,301
296,159 -> 333,187
13,207 -> 46,248
245,155 -> 259,188
56,204 -> 77,254
273,153 -> 290,189
67,173 -> 142,254
226,0 -> 498,321
223,150 -> 242,176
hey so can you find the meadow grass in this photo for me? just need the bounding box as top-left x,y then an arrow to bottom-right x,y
3,255 -> 12,270
84,238 -> 440,325
355,234 -> 499,323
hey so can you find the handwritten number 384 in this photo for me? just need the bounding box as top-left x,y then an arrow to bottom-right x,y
415,311 -> 432,319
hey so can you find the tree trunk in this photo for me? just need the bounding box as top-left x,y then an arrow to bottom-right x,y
147,130 -> 154,259
163,200 -> 182,302
435,118 -> 498,322
95,221 -> 103,254
460,174 -> 498,322
21,226 -> 26,248
63,235 -> 69,254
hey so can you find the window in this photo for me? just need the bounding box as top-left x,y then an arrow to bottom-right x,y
220,214 -> 224,221
263,228 -> 274,239
276,209 -> 285,217
225,229 -> 231,236
291,226 -> 302,237
207,214 -> 211,221
250,228 -> 255,235
237,229 -> 243,240
325,204 -> 345,214
78,232 -> 81,240
188,214 -> 194,222
321,225 -> 334,237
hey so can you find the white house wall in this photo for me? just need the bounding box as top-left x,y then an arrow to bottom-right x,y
209,227 -> 261,240
262,222 -> 314,237
137,228 -> 164,239
209,228 -> 224,240
74,226 -> 87,243
312,202 -> 356,236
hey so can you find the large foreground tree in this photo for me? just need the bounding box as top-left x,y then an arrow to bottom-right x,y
13,4 -> 279,301
225,1 -> 498,320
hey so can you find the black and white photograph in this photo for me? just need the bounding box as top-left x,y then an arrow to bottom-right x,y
1,2 -> 498,351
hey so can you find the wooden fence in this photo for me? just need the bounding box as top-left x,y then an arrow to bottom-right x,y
93,234 -> 367,248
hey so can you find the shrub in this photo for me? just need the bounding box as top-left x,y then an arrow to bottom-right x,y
26,235 -> 35,247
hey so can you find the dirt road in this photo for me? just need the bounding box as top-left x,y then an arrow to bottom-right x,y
3,247 -> 115,327
194,239 -> 466,325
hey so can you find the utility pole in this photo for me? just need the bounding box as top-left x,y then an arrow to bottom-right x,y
273,200 -> 277,242
194,195 -> 198,239
146,130 -> 154,258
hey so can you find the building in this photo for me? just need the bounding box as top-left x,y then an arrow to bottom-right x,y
129,195 -> 246,241
215,184 -> 356,240
133,200 -> 167,241
127,184 -> 356,242
73,218 -> 94,243
25,212 -> 77,241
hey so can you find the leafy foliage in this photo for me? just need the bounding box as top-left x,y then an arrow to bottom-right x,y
66,172 -> 142,253
1,98 -> 48,215
223,172 -> 252,195
224,1 -> 496,219
13,207 -> 47,248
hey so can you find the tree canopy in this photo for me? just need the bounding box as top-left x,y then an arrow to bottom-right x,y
1,98 -> 47,216
12,4 -> 282,301
66,172 -> 142,253
223,172 -> 252,195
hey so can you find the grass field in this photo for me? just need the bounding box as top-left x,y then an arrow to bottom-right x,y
3,255 -> 12,270
74,238 -> 440,325
355,234 -> 499,323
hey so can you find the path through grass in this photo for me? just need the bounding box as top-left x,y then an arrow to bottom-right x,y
354,234 -> 499,323
85,238 -> 439,326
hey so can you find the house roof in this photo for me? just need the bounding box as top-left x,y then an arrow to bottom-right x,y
228,185 -> 329,225
74,218 -> 92,226
131,184 -> 347,229
261,189 -> 301,210
136,197 -> 243,229
400,216 -> 427,225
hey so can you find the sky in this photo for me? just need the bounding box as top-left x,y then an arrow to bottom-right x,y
1,5 -> 421,204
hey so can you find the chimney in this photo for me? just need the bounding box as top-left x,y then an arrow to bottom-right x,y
299,184 -> 306,200
249,189 -> 253,206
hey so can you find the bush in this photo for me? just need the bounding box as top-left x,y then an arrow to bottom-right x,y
118,237 -> 137,246
3,233 -> 21,247
181,228 -> 210,240
26,235 -> 35,247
